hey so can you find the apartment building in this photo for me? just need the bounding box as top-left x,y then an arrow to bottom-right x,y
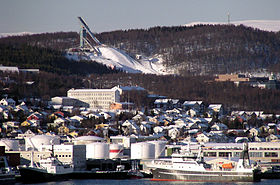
67,88 -> 120,109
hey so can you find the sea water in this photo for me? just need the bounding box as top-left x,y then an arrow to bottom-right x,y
14,179 -> 280,185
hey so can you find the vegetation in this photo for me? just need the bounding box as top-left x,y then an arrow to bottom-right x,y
1,25 -> 280,113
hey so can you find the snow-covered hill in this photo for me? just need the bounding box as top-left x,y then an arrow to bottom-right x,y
0,32 -> 35,38
185,20 -> 280,32
66,46 -> 168,74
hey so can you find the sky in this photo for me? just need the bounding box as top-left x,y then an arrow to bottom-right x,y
1,0 -> 280,34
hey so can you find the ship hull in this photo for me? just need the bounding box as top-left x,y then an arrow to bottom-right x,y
0,174 -> 16,185
152,168 -> 261,182
71,170 -> 133,179
18,167 -> 71,183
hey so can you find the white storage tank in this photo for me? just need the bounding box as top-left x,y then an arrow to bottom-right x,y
74,136 -> 104,145
0,139 -> 19,151
148,141 -> 166,158
86,142 -> 109,159
109,144 -> 124,159
25,135 -> 60,151
131,142 -> 155,159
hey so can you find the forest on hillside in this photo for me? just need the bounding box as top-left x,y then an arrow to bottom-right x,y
98,25 -> 280,75
0,43 -> 119,75
90,73 -> 280,113
1,25 -> 280,113
2,71 -> 280,113
1,24 -> 280,75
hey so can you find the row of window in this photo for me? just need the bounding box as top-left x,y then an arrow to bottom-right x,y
69,93 -> 114,97
204,151 -> 279,158
22,154 -> 72,158
55,154 -> 72,158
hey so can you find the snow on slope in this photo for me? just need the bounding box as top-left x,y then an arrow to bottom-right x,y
185,20 -> 280,32
66,46 -> 167,74
0,32 -> 35,38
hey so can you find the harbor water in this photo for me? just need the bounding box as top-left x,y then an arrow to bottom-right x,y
14,179 -> 280,185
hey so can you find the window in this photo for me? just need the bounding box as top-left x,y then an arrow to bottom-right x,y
233,152 -> 241,157
204,152 -> 217,157
219,152 -> 231,157
249,152 -> 262,157
265,152 -> 278,157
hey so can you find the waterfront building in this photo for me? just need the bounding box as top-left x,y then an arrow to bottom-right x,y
13,144 -> 86,170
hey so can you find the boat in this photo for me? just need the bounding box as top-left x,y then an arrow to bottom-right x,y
260,165 -> 280,179
71,163 -> 143,180
149,143 -> 261,182
18,149 -> 73,183
0,156 -> 16,185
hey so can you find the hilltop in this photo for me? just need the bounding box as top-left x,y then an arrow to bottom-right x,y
1,20 -> 280,76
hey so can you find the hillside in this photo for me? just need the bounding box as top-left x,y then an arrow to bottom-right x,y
98,25 -> 280,75
0,43 -> 118,75
1,24 -> 280,76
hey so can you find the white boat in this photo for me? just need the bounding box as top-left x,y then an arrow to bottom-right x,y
18,146 -> 73,183
148,143 -> 261,182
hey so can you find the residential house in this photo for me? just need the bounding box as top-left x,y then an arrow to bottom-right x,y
211,123 -> 228,132
57,125 -> 70,135
266,134 -> 280,142
183,101 -> 204,112
196,133 -> 210,143
2,121 -> 20,129
121,120 -> 140,135
54,117 -> 69,125
16,129 -> 35,139
21,120 -> 39,127
249,128 -> 260,137
207,104 -> 224,116
0,98 -> 16,106
154,99 -> 173,110
187,108 -> 199,117
170,99 -> 181,109
27,112 -> 43,121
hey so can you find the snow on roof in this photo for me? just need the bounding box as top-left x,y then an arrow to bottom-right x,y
171,99 -> 179,104
208,104 -> 222,109
68,88 -> 117,92
115,85 -> 145,91
0,66 -> 19,73
183,101 -> 203,106
75,135 -> 104,141
154,99 -> 170,104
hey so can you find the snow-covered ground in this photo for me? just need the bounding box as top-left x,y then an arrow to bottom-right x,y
3,20 -> 280,75
185,20 -> 280,32
0,32 -> 35,38
66,46 -> 168,74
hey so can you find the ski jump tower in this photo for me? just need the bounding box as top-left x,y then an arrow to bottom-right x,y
78,16 -> 102,55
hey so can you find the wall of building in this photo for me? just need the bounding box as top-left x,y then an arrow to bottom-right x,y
11,144 -> 86,170
67,88 -> 120,109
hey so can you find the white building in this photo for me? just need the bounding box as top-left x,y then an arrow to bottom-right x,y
67,88 -> 120,109
0,66 -> 19,73
17,144 -> 86,170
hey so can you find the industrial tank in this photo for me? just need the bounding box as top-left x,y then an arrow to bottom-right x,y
109,144 -> 124,159
0,139 -> 19,151
86,142 -> 109,159
148,141 -> 166,158
74,136 -> 104,145
25,135 -> 60,151
131,142 -> 155,159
